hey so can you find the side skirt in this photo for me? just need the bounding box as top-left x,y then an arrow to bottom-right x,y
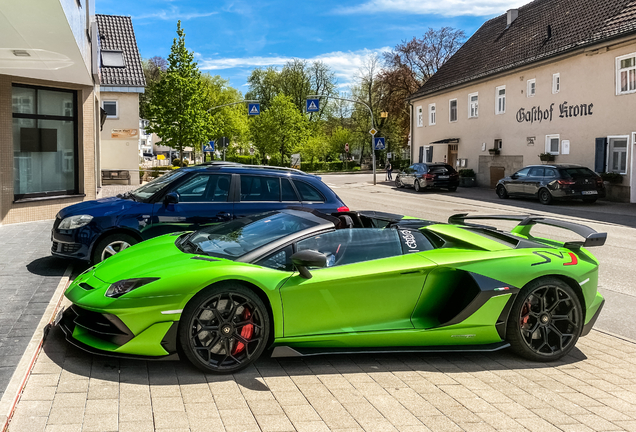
271,342 -> 510,358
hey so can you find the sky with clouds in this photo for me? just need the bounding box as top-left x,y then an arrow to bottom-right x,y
96,0 -> 528,92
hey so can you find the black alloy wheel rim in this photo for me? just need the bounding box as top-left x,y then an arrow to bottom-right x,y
497,186 -> 505,198
189,292 -> 263,370
519,285 -> 580,356
540,190 -> 550,202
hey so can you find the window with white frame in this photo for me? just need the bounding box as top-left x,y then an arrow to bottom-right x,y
495,86 -> 506,114
428,103 -> 436,125
416,105 -> 423,127
468,93 -> 478,118
449,99 -> 457,122
552,73 -> 560,94
617,53 -> 636,94
102,100 -> 118,118
545,134 -> 559,155
527,79 -> 536,97
608,137 -> 628,174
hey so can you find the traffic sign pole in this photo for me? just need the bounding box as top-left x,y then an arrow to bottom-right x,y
372,133 -> 376,184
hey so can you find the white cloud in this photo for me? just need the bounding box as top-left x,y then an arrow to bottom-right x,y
198,47 -> 390,88
334,0 -> 528,17
134,6 -> 217,21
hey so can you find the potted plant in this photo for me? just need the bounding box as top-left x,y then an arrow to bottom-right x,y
458,168 -> 476,187
488,148 -> 500,156
539,152 -> 555,162
600,172 -> 623,184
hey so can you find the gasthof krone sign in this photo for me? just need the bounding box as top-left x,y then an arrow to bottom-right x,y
111,129 -> 139,139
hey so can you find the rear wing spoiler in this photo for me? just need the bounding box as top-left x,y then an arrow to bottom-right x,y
448,213 -> 607,248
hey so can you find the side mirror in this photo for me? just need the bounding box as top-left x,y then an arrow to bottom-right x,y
510,174 -> 518,179
291,250 -> 327,279
164,191 -> 180,205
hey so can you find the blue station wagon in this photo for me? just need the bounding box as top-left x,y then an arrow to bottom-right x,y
52,164 -> 349,263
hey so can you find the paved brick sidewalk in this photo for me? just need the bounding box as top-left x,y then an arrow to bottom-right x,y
0,221 -> 68,400
5,323 -> 636,432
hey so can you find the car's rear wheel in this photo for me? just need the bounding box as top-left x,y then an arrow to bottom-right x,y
507,277 -> 582,362
179,283 -> 269,374
496,185 -> 509,199
448,186 -> 457,192
395,177 -> 404,188
414,180 -> 422,192
538,188 -> 553,205
92,233 -> 137,264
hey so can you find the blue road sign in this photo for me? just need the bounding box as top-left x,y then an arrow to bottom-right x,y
306,99 -> 320,112
203,141 -> 214,152
374,137 -> 386,150
248,103 -> 260,115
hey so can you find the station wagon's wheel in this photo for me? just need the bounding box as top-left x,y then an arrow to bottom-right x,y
179,283 -> 269,374
496,185 -> 509,199
507,277 -> 582,362
538,188 -> 553,205
448,186 -> 457,192
92,233 -> 137,264
395,177 -> 404,188
414,180 -> 422,192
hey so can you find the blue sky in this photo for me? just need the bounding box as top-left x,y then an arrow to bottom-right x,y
96,0 -> 527,92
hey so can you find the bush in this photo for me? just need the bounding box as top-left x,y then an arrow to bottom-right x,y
225,155 -> 254,164
600,172 -> 623,184
458,168 -> 475,177
172,158 -> 181,167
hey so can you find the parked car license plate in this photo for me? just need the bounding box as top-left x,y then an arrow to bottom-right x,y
581,190 -> 598,195
438,175 -> 449,179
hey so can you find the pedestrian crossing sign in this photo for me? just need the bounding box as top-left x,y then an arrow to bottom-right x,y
248,103 -> 260,115
306,99 -> 320,112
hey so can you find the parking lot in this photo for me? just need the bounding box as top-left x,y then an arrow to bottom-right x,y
2,177 -> 636,432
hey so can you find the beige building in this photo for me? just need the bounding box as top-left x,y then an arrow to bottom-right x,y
409,0 -> 636,203
0,0 -> 100,224
96,14 -> 145,185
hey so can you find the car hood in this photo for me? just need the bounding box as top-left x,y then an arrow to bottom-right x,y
57,196 -> 143,219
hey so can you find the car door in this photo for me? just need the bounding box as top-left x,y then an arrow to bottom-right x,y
233,175 -> 300,219
148,173 -> 234,237
279,228 -> 437,337
525,166 -> 545,196
402,165 -> 416,186
506,167 -> 531,195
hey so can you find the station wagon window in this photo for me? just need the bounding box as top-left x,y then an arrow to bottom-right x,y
545,168 -> 558,178
281,178 -> 299,201
617,53 -> 636,95
514,167 -> 531,178
293,180 -> 324,202
241,175 -> 281,201
175,174 -> 230,202
528,167 -> 545,177
297,228 -> 402,267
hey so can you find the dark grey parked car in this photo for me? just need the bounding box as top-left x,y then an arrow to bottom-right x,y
395,163 -> 459,192
496,164 -> 606,205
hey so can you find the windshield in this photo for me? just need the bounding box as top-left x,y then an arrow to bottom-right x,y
131,170 -> 187,200
180,212 -> 319,260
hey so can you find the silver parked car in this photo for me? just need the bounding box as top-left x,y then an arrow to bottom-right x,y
496,164 -> 606,205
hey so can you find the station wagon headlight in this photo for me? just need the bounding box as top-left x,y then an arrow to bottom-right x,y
106,278 -> 160,298
58,215 -> 93,229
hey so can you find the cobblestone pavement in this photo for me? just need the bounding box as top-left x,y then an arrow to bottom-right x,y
6,323 -> 636,432
0,221 -> 68,400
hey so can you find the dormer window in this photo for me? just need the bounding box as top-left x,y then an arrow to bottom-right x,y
101,50 -> 125,68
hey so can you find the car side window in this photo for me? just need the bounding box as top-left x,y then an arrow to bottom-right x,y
174,174 -> 230,203
514,168 -> 531,178
528,167 -> 545,177
293,180 -> 325,202
255,245 -> 294,271
241,175 -> 281,202
281,178 -> 299,201
296,228 -> 402,268
545,169 -> 558,178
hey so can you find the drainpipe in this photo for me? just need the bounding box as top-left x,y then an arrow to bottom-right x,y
408,101 -> 414,165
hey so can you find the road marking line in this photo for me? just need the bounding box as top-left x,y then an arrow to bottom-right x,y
0,264 -> 73,432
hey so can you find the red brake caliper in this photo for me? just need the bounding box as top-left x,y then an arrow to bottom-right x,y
231,308 -> 253,355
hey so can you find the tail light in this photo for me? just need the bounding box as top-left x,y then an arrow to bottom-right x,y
556,179 -> 575,187
423,174 -> 435,180
336,206 -> 350,212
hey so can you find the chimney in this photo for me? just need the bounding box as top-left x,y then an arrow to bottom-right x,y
507,9 -> 519,27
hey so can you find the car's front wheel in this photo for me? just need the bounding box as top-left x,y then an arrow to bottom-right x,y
506,277 -> 582,362
92,233 -> 137,264
414,180 -> 422,192
395,177 -> 404,188
538,188 -> 553,205
179,282 -> 270,374
496,185 -> 509,199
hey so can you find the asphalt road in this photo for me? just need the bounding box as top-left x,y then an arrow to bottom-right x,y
321,172 -> 636,341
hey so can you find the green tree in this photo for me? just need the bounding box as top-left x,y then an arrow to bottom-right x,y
145,22 -> 211,166
245,67 -> 281,111
139,56 -> 167,120
249,94 -> 309,165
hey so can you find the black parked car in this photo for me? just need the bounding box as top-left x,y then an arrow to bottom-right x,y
52,164 -> 349,264
395,163 -> 459,192
496,164 -> 606,205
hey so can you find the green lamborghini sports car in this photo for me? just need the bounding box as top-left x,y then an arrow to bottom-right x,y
57,209 -> 606,373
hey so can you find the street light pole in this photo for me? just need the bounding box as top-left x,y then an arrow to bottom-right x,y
307,95 -> 378,185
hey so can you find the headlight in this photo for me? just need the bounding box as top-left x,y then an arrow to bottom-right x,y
58,215 -> 93,229
106,278 -> 160,298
